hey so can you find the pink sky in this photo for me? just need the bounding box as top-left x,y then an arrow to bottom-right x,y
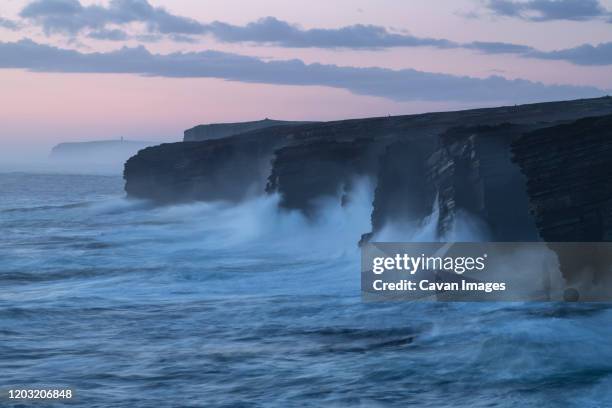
1,0 -> 612,158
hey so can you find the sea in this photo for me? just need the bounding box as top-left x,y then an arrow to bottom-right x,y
1,172 -> 612,407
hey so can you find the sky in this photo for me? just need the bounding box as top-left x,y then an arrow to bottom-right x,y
1,0 -> 612,157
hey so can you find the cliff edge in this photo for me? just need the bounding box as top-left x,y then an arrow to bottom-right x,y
183,119 -> 314,142
125,97 -> 612,244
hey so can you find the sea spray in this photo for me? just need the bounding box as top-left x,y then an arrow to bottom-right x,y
3,173 -> 612,407
374,194 -> 490,243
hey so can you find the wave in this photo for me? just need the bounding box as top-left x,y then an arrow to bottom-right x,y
373,195 -> 489,243
1,201 -> 91,214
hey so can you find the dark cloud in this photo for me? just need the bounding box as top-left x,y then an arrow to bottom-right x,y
486,0 -> 610,21
20,0 -> 205,35
21,0 -> 83,17
21,0 -> 104,34
445,39 -> 612,66
528,42 -> 612,65
213,19 -> 612,65
19,0 -> 455,49
0,39 -> 605,103
88,28 -> 128,41
486,0 -> 522,17
465,41 -> 535,54
14,0 -> 612,66
169,34 -> 199,43
204,17 -> 456,49
0,17 -> 21,30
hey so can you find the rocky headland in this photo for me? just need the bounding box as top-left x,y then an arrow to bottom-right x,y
125,97 -> 612,243
124,97 -> 612,288
52,139 -> 155,162
124,97 -> 612,236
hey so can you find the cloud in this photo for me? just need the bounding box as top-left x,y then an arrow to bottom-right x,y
485,0 -> 610,21
0,39 -> 605,104
20,0 -> 204,35
221,19 -> 612,66
528,42 -> 612,65
459,39 -> 612,66
13,1 -> 543,54
466,41 -> 535,54
14,0 -> 536,53
0,17 -> 21,30
169,34 -> 200,43
19,0 -> 456,49
202,17 -> 456,49
14,0 -> 612,66
87,28 -> 128,41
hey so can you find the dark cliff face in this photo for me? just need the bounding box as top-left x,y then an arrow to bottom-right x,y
266,138 -> 383,216
512,114 -> 612,285
124,97 -> 612,246
125,121 -> 375,203
124,135 -> 283,203
370,140 -> 437,234
428,124 -> 540,241
512,114 -> 612,242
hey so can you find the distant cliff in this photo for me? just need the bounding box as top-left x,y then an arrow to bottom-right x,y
183,119 -> 314,142
52,140 -> 155,161
125,97 -> 612,245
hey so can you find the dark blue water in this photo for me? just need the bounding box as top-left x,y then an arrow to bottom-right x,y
2,173 -> 612,407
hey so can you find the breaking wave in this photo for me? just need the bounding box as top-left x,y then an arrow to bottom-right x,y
2,173 -> 612,407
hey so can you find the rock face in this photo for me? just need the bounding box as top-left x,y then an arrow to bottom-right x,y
512,114 -> 612,242
183,119 -> 313,142
266,138 -> 384,216
370,140 -> 436,235
512,114 -> 612,286
427,124 -> 540,241
124,97 -> 612,244
125,132 -> 287,203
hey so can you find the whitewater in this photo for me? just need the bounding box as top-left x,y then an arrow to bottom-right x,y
1,172 -> 612,407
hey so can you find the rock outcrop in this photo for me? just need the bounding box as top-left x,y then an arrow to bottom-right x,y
370,140 -> 437,234
512,114 -> 612,243
124,97 -> 612,244
512,114 -> 612,287
125,131 -> 287,203
266,138 -> 383,216
427,124 -> 540,241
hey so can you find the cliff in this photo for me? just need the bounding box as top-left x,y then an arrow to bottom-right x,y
512,114 -> 612,286
183,119 -> 314,142
426,124 -> 540,241
512,114 -> 612,243
266,138 -> 384,216
124,96 -> 612,244
51,140 -> 154,161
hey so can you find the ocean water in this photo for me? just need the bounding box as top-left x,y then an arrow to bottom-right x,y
1,172 -> 612,408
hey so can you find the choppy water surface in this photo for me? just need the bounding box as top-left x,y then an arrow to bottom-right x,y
1,173 -> 612,407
